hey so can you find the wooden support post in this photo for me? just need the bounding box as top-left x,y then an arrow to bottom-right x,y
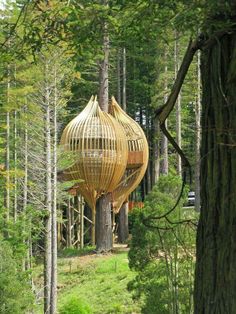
80,196 -> 84,249
71,198 -> 75,244
91,209 -> 96,246
57,206 -> 61,249
67,198 -> 72,247
74,195 -> 79,249
112,210 -> 116,244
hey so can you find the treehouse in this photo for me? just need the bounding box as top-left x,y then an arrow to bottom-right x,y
109,97 -> 149,213
60,96 -> 128,210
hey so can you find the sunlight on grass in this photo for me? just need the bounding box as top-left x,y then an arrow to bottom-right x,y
57,251 -> 142,314
33,249 -> 142,313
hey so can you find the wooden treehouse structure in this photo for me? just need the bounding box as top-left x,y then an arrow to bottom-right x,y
59,96 -> 148,247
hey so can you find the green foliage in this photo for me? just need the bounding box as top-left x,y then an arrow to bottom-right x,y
0,238 -> 34,314
128,175 -> 197,313
59,297 -> 92,314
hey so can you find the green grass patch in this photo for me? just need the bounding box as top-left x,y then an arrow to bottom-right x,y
58,251 -> 142,314
34,249 -> 142,314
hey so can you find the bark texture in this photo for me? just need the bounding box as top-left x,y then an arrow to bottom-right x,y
118,202 -> 129,243
194,31 -> 236,313
96,195 -> 112,252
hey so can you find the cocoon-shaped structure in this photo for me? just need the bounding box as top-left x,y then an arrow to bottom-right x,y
109,97 -> 149,213
60,96 -> 128,210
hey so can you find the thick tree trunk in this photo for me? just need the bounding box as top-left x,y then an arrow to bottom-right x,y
96,2 -> 113,252
194,31 -> 236,313
194,51 -> 201,212
118,202 -> 129,243
96,196 -> 112,252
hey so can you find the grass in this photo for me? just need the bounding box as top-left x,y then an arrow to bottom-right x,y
33,248 -> 142,314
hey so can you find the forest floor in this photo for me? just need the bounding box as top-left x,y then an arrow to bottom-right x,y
33,244 -> 142,314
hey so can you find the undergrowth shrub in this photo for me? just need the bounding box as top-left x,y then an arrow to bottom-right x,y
0,238 -> 34,314
128,175 -> 198,314
59,296 -> 92,314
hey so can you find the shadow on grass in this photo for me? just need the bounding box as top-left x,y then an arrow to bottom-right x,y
58,246 -> 96,258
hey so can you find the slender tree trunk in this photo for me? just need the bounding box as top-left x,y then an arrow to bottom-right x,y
152,117 -> 160,186
44,63 -> 52,314
79,195 -> 84,249
117,49 -> 121,104
23,107 -> 28,212
118,46 -> 129,244
195,51 -> 201,212
175,33 -> 182,176
96,3 -> 113,252
122,47 -> 126,111
139,107 -> 146,199
13,110 -> 17,222
5,75 -> 10,221
160,121 -> 168,175
67,198 -> 72,247
50,68 -> 58,314
22,105 -> 31,273
146,114 -> 152,193
194,30 -> 236,313
160,62 -> 168,175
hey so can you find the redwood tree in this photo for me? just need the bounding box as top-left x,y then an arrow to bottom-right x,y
95,0 -> 113,252
194,6 -> 236,312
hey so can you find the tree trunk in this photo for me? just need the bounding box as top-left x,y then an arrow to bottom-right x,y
67,198 -> 72,247
160,120 -> 168,175
152,117 -> 160,186
50,72 -> 58,314
23,106 -> 31,272
13,110 -> 17,222
175,33 -> 182,176
117,46 -> 129,244
23,107 -> 28,213
44,63 -> 52,314
118,202 -> 129,243
117,49 -> 121,104
194,31 -> 236,313
122,47 -> 126,111
160,62 -> 168,175
96,195 -> 113,252
96,1 -> 113,252
79,195 -> 84,249
194,51 -> 201,212
5,78 -> 10,222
